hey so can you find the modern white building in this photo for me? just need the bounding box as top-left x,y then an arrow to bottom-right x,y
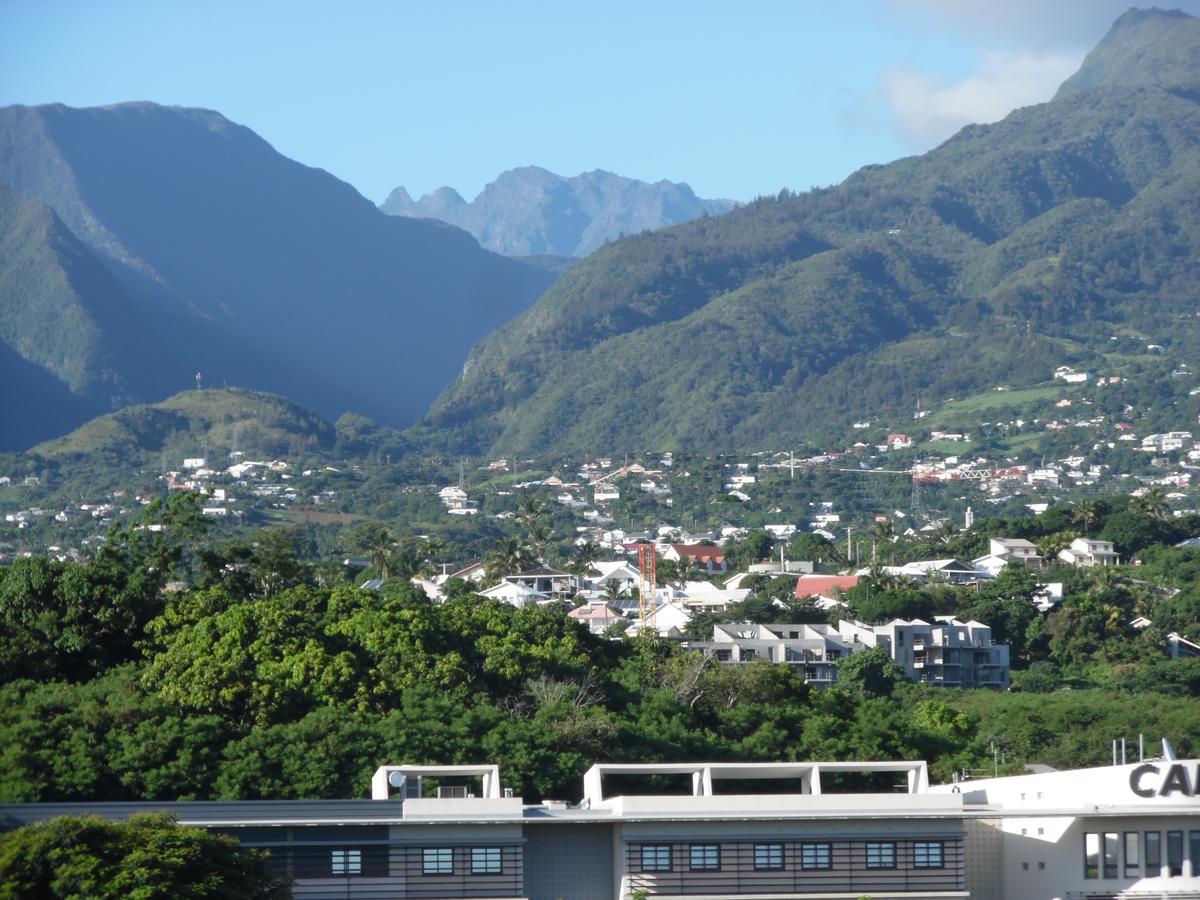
4,755 -> 1196,899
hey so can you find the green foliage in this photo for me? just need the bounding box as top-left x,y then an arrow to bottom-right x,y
422,33 -> 1200,455
0,812 -> 288,899
835,648 -> 903,698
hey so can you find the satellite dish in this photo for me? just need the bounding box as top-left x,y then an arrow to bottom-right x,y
388,771 -> 407,789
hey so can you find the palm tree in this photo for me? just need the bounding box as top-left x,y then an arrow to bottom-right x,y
570,540 -> 600,576
485,536 -> 536,582
1071,500 -> 1100,536
516,496 -> 547,531
1133,487 -> 1169,521
367,526 -> 395,581
603,578 -> 627,601
528,523 -> 555,562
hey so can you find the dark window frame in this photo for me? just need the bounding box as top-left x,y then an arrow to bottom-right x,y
1146,831 -> 1161,874
866,841 -> 897,870
470,847 -> 502,876
913,840 -> 944,869
1167,831 -> 1183,877
688,843 -> 720,872
1103,832 -> 1119,879
1084,832 -> 1099,879
422,847 -> 454,876
753,843 -> 785,871
330,848 -> 362,876
800,842 -> 832,871
1123,831 -> 1140,876
640,844 -> 673,873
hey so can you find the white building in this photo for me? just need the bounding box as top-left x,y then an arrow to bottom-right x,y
1059,537 -> 1119,567
9,755 -> 1196,899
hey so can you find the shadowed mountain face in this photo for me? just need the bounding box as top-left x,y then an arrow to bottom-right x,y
0,102 -> 556,449
419,8 -> 1200,457
381,166 -> 736,258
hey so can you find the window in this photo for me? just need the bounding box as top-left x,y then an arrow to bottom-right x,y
471,847 -> 502,875
913,841 -> 943,869
1146,831 -> 1161,875
1084,833 -> 1100,879
1167,831 -> 1183,877
640,845 -> 672,873
1103,832 -> 1119,879
1021,862 -> 1029,871
331,849 -> 361,875
1191,832 -> 1200,877
689,844 -> 720,871
866,842 -> 896,869
754,843 -> 784,871
800,843 -> 831,870
1124,832 -> 1140,876
423,848 -> 453,876
1038,861 -> 1045,870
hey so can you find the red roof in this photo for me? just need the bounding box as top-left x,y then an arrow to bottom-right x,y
794,575 -> 860,599
671,544 -> 725,563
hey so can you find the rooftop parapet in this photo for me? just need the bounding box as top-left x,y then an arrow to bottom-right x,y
582,760 -> 930,807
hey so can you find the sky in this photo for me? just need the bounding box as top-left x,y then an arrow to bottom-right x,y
3,0 -> 1199,204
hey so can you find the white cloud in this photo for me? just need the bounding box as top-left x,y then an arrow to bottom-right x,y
880,50 -> 1082,149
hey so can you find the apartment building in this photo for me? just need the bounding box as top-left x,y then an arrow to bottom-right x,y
689,617 -> 1010,690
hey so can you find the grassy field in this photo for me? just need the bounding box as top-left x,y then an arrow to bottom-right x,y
922,439 -> 974,454
930,383 -> 1075,426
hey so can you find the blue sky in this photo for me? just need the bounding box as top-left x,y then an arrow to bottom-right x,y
3,0 -> 1198,204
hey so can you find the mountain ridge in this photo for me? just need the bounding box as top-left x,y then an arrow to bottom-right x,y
0,102 -> 557,449
417,8 -> 1200,456
381,165 -> 737,257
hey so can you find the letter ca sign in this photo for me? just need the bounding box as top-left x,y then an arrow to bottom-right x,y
1129,763 -> 1200,798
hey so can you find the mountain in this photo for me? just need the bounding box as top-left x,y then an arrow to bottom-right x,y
380,167 -> 736,257
0,103 -> 557,449
31,388 -> 335,461
0,185 -> 166,449
420,8 -> 1200,456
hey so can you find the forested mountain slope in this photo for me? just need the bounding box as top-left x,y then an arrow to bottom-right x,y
0,103 -> 556,449
381,166 -> 736,257
422,8 -> 1200,455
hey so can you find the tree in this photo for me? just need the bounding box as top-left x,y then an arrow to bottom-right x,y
0,813 -> 288,899
1132,486 -> 1170,521
484,537 -> 536,582
603,578 -> 628,601
834,647 -> 902,697
569,541 -> 600,576
346,523 -> 395,581
1071,500 -> 1100,536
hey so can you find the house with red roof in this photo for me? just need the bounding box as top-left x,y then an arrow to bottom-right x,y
664,544 -> 727,574
794,574 -> 860,600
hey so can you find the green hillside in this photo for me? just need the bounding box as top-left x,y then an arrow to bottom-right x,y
0,102 -> 556,451
422,8 -> 1200,455
32,388 -> 336,460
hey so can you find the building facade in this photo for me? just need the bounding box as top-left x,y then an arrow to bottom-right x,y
2,757 -> 1196,899
689,617 -> 1011,690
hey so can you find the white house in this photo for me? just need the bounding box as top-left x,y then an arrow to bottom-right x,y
1058,537 -> 1119,567
478,581 -> 552,607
